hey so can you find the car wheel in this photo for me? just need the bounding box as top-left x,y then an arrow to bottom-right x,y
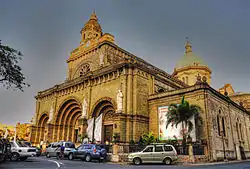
133,157 -> 141,165
85,154 -> 92,162
46,153 -> 50,158
20,157 -> 28,161
68,153 -> 73,160
164,157 -> 172,165
11,152 -> 20,161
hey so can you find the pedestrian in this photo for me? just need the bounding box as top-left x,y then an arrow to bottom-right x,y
40,140 -> 43,149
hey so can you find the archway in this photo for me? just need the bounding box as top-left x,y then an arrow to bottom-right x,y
55,99 -> 82,142
37,113 -> 49,143
92,99 -> 115,142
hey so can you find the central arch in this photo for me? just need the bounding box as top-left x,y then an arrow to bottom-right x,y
91,98 -> 116,142
55,99 -> 82,142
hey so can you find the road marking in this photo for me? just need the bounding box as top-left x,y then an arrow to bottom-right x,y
48,160 -> 61,168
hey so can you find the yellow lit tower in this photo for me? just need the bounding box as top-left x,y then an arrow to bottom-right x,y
172,38 -> 212,86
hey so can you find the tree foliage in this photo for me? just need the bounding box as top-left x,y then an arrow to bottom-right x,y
166,96 -> 202,145
0,40 -> 30,91
141,132 -> 156,145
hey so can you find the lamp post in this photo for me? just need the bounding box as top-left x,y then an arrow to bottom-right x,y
220,131 -> 227,161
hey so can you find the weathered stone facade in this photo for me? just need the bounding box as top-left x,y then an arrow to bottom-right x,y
30,12 -> 186,146
149,81 -> 250,161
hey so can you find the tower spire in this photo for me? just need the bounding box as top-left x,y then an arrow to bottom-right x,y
90,10 -> 98,21
185,37 -> 192,54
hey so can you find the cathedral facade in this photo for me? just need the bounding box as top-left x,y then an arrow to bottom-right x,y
30,12 -> 250,161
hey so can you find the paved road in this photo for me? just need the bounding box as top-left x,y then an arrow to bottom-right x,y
0,157 -> 250,169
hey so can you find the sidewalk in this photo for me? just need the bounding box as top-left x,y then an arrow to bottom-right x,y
181,159 -> 250,166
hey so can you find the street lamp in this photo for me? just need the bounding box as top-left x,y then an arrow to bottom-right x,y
220,131 -> 227,161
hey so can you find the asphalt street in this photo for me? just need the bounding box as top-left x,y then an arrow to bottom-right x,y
0,157 -> 250,169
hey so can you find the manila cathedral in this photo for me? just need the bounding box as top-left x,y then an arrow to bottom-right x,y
29,12 -> 250,161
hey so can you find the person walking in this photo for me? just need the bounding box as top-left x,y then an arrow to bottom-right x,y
56,143 -> 65,160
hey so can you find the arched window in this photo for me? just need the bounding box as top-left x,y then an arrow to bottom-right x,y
217,115 -> 221,136
182,77 -> 185,82
186,76 -> 188,84
239,123 -> 243,140
222,117 -> 226,136
236,122 -> 240,140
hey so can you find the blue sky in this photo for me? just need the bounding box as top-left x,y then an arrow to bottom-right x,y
0,0 -> 250,125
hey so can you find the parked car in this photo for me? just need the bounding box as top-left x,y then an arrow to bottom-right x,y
2,138 -> 11,161
33,146 -> 41,156
128,144 -> 178,165
0,139 -> 4,162
45,141 -> 75,158
10,141 -> 36,161
69,144 -> 107,162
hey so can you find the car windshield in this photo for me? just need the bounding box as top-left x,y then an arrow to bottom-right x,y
16,141 -> 29,147
65,143 -> 75,148
96,145 -> 102,150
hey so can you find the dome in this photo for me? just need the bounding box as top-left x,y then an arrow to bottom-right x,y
175,40 -> 207,70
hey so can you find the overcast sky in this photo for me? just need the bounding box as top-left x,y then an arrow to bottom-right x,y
0,0 -> 250,125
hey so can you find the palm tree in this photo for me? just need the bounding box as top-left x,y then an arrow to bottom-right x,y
166,96 -> 202,145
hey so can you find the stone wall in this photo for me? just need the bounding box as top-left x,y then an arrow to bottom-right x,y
148,83 -> 250,161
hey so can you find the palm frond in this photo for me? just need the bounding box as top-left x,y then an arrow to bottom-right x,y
187,120 -> 193,133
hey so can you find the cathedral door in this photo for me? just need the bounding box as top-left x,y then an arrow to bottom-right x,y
104,125 -> 113,142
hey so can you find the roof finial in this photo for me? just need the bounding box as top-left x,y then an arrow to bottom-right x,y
90,9 -> 98,21
185,37 -> 192,54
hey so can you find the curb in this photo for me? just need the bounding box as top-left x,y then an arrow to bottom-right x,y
182,159 -> 250,166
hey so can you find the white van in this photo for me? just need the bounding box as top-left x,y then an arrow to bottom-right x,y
10,141 -> 36,161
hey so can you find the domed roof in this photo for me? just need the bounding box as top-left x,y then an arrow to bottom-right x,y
81,11 -> 102,34
175,40 -> 207,69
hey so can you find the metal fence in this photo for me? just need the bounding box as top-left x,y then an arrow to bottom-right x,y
103,144 -> 205,155
175,145 -> 205,155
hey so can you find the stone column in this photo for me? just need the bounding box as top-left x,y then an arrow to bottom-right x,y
46,123 -> 54,143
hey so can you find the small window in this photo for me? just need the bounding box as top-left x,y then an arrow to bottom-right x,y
155,146 -> 163,152
143,146 -> 153,152
84,145 -> 93,149
65,143 -> 75,148
77,145 -> 83,150
10,142 -> 15,147
52,143 -> 58,148
164,146 -> 173,151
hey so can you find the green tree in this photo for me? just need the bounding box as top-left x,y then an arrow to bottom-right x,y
0,40 -> 30,91
141,132 -> 156,145
166,96 -> 202,145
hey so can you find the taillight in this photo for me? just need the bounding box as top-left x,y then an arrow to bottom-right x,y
93,148 -> 97,153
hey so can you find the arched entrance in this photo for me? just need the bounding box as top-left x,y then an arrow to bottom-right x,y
37,113 -> 49,143
92,99 -> 116,142
55,99 -> 82,142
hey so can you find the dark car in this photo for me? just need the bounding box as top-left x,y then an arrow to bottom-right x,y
69,144 -> 107,162
0,138 -> 11,162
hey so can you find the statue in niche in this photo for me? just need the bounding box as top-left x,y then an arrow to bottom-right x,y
82,98 -> 88,118
48,105 -> 54,123
99,52 -> 104,66
117,89 -> 123,113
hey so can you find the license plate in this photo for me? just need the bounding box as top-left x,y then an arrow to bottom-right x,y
100,157 -> 104,159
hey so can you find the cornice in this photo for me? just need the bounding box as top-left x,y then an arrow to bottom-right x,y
149,82 -> 247,113
172,65 -> 212,76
